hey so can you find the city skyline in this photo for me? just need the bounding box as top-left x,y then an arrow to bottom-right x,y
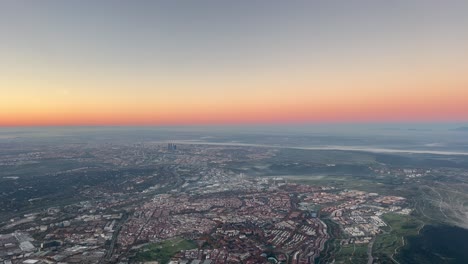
1,1 -> 468,126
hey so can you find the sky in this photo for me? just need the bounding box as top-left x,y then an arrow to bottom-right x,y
1,0 -> 468,126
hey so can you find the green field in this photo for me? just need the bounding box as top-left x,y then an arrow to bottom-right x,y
317,219 -> 369,264
288,175 -> 404,196
334,243 -> 368,264
321,213 -> 425,263
133,238 -> 197,264
372,213 -> 424,262
273,149 -> 376,165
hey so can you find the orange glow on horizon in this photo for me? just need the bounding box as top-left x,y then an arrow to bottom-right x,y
2,64 -> 468,126
2,85 -> 467,126
2,1 -> 468,127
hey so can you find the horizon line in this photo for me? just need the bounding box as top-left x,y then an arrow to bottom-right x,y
1,120 -> 467,129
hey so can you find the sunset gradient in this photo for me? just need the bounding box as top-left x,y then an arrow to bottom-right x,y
1,1 -> 468,126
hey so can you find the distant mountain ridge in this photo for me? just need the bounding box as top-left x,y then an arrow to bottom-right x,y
451,127 -> 468,132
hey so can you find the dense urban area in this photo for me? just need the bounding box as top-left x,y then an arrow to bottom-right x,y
1,136 -> 468,264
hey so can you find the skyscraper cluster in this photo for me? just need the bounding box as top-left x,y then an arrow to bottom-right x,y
167,143 -> 177,151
